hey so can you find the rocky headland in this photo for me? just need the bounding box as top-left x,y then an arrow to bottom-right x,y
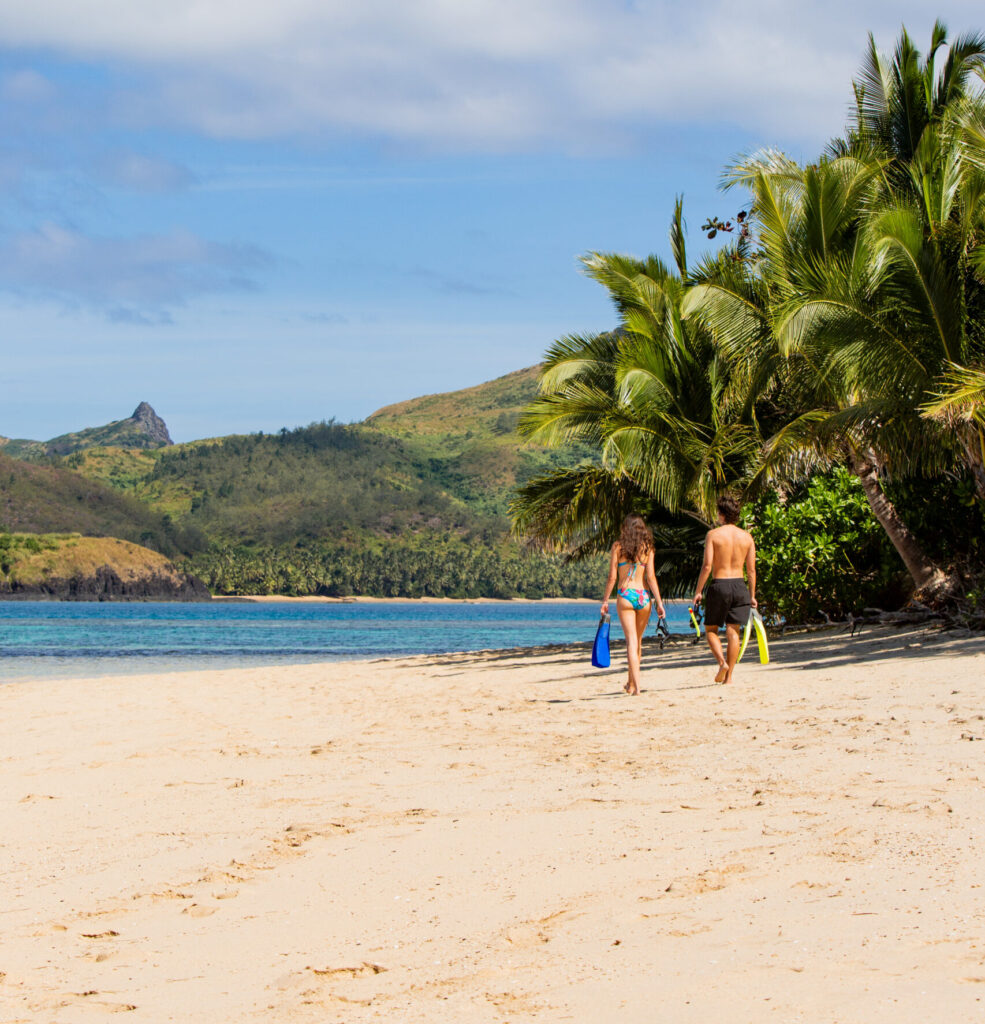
0,535 -> 210,601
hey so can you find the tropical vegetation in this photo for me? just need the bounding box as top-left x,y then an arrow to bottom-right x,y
189,537 -> 605,599
512,20 -> 985,621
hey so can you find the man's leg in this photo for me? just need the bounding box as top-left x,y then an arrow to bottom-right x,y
705,625 -> 728,683
723,622 -> 742,684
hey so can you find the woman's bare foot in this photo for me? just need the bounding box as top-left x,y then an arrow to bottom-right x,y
714,662 -> 728,683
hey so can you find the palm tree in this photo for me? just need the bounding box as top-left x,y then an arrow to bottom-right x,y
684,152 -> 954,594
685,22 -> 985,597
511,201 -> 755,593
839,20 -> 985,496
843,20 -> 985,187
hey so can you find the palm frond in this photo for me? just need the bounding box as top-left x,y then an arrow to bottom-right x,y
670,194 -> 688,280
922,362 -> 985,422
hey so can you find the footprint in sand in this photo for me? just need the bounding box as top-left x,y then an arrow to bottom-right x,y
138,889 -> 194,903
67,993 -> 137,1013
80,950 -> 116,963
273,963 -> 386,1009
198,868 -> 250,885
664,863 -> 747,895
310,963 -> 387,978
505,908 -> 580,948
31,922 -> 69,937
182,904 -> 217,918
486,990 -> 545,1014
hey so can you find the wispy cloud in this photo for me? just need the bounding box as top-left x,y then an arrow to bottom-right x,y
2,1 -> 977,149
0,223 -> 272,321
408,266 -> 513,297
299,311 -> 348,324
98,152 -> 196,193
0,68 -> 56,104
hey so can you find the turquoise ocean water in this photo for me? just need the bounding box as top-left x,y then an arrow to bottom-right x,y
0,600 -> 695,682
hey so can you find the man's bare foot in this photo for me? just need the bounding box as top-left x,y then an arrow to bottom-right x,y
714,663 -> 728,683
723,671 -> 734,685
627,684 -> 639,696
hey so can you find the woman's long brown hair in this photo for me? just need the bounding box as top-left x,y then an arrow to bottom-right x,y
618,514 -> 653,563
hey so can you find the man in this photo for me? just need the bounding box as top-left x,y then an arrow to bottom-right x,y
692,494 -> 757,685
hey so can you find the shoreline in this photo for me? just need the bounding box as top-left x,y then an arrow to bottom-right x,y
0,635 -> 654,686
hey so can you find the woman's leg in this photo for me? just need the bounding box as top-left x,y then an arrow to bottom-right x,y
636,605 -> 652,667
616,599 -> 641,694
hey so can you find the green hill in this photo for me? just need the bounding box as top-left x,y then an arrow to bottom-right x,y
0,401 -> 172,458
47,366 -> 587,542
366,364 -> 541,438
134,422 -> 495,546
0,453 -> 203,558
365,365 -> 592,517
0,437 -> 45,458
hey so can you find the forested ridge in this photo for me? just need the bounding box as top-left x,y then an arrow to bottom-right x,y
1,369 -> 604,598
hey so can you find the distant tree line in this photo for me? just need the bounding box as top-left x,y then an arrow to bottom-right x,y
184,536 -> 607,600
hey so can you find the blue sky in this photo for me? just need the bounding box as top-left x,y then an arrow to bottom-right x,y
1,1 -> 980,441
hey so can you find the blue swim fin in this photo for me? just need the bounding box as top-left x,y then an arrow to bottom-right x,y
591,613 -> 611,668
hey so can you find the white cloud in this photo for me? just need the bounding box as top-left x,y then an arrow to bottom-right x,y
2,1 -> 982,148
0,223 -> 272,318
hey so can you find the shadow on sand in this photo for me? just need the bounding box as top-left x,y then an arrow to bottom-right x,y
403,623 -> 984,701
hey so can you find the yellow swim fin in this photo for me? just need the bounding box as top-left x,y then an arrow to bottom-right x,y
752,609 -> 769,664
738,610 -> 754,662
737,609 -> 769,665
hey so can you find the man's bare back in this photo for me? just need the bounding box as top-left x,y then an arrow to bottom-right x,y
705,523 -> 756,580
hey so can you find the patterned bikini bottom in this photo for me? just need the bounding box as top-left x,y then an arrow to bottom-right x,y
617,587 -> 651,611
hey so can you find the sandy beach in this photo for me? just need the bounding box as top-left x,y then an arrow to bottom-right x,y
3,627 -> 985,1022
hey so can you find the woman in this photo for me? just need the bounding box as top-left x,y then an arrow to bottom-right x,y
601,514 -> 666,695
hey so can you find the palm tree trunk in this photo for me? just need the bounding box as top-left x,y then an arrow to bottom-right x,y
848,450 -> 951,597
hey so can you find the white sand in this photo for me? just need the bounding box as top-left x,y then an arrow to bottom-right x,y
3,627 -> 985,1022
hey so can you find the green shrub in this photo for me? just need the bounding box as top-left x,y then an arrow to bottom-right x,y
745,469 -> 905,623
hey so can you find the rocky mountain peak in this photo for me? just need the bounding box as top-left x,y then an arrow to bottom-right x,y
131,402 -> 173,446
